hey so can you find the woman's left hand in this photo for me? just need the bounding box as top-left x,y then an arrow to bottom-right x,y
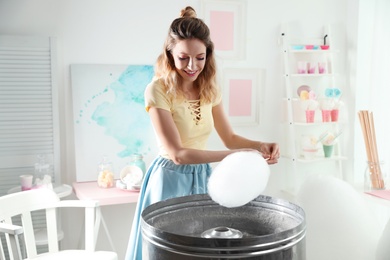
259,142 -> 280,164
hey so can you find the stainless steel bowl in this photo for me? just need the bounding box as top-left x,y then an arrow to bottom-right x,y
141,194 -> 306,259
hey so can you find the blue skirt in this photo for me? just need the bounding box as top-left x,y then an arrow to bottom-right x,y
125,156 -> 212,260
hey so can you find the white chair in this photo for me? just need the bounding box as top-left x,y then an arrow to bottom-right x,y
7,184 -> 73,249
0,188 -> 118,260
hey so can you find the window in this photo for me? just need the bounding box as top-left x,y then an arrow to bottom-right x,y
0,35 -> 60,196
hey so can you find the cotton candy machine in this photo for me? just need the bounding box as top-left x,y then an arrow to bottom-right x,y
141,194 -> 306,259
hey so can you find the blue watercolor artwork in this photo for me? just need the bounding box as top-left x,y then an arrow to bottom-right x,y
71,64 -> 156,182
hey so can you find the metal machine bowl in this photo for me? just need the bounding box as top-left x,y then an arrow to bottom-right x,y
141,194 -> 306,259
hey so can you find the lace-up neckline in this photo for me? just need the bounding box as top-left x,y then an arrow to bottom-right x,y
187,100 -> 202,125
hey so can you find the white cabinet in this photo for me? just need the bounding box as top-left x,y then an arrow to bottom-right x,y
280,27 -> 346,193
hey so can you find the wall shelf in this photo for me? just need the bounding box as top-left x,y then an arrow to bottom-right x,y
280,25 -> 346,194
289,73 -> 335,77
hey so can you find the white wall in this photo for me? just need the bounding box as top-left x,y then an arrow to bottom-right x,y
0,0 -> 357,258
0,0 -> 354,181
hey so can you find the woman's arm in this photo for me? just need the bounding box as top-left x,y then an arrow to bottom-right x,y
148,107 -> 253,165
212,103 -> 280,164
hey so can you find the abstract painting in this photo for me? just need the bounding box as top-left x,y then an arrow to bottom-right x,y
71,64 -> 156,182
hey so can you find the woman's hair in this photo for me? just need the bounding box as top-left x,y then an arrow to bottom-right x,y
155,6 -> 218,104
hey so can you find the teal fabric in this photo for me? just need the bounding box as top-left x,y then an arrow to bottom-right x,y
125,156 -> 212,260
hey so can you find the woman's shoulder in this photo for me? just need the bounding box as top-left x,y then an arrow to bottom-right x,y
145,77 -> 168,97
144,77 -> 173,111
211,86 -> 222,106
146,77 -> 165,91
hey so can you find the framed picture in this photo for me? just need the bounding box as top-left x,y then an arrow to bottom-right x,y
71,64 -> 157,182
222,68 -> 264,126
201,0 -> 246,60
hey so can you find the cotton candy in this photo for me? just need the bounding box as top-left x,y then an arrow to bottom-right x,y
296,175 -> 380,260
377,218 -> 390,260
208,151 -> 270,208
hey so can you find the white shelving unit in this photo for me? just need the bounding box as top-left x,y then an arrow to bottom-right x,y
280,26 -> 346,194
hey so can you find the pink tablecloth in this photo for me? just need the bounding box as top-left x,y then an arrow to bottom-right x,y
73,181 -> 139,206
365,189 -> 390,200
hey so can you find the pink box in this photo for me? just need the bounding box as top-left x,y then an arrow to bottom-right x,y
322,110 -> 331,122
305,110 -> 315,123
331,109 -> 339,122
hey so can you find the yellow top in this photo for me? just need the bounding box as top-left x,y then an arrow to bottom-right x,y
144,78 -> 221,159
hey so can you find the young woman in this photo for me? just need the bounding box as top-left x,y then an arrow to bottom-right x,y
126,6 -> 280,259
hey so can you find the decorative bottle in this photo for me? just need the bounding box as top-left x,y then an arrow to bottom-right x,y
34,154 -> 53,189
364,161 -> 387,191
129,153 -> 146,181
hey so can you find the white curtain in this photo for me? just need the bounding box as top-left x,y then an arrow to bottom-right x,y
369,0 -> 390,163
354,0 -> 390,184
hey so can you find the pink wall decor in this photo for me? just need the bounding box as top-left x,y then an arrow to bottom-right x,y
223,68 -> 264,126
201,0 -> 246,60
229,79 -> 252,116
210,10 -> 234,51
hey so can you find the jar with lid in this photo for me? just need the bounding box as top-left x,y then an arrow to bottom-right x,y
129,153 -> 146,180
364,161 -> 387,191
34,154 -> 53,189
97,156 -> 115,188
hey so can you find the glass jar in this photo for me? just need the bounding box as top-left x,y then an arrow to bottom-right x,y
97,156 -> 115,188
129,153 -> 146,180
34,154 -> 53,189
364,161 -> 387,191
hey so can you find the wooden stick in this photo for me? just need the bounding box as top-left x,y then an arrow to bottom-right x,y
358,110 -> 384,189
358,110 -> 381,189
358,111 -> 372,162
366,111 -> 379,188
359,111 -> 374,186
369,112 -> 384,188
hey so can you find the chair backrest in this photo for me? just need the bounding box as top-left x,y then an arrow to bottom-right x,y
0,188 -> 100,260
0,221 -> 24,260
0,188 -> 61,259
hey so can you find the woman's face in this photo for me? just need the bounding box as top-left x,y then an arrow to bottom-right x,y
171,38 -> 206,84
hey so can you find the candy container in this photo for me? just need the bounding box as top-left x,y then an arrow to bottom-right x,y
97,156 -> 115,188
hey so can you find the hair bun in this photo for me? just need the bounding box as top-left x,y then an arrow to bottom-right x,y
180,6 -> 197,18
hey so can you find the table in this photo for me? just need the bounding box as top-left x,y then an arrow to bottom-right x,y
72,181 -> 140,206
8,184 -> 73,198
72,181 -> 140,252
